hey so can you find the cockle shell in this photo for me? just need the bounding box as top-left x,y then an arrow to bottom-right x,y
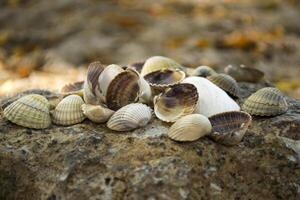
52,95 -> 85,125
154,83 -> 198,122
107,103 -> 152,131
167,114 -> 212,142
61,81 -> 84,97
141,56 -> 182,76
182,77 -> 240,117
138,75 -> 152,104
242,87 -> 288,116
3,94 -> 51,129
224,65 -> 264,83
127,61 -> 145,73
209,111 -> 252,146
82,104 -> 114,123
207,73 -> 240,97
192,66 -> 217,77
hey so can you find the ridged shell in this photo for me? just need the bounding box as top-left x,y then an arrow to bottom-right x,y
209,111 -> 252,146
242,87 -> 288,116
224,65 -> 264,83
192,66 -> 217,77
154,83 -> 198,122
107,103 -> 152,131
52,95 -> 85,125
3,94 -> 51,129
82,104 -> 114,123
207,73 -> 240,97
141,56 -> 182,76
61,81 -> 84,97
167,114 -> 212,142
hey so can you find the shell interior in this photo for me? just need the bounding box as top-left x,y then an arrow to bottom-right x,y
141,56 -> 182,76
144,69 -> 186,88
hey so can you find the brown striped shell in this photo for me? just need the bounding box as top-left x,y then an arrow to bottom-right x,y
192,66 -> 217,77
207,73 -> 240,97
141,56 -> 182,76
209,111 -> 252,146
224,65 -> 264,83
242,87 -> 288,116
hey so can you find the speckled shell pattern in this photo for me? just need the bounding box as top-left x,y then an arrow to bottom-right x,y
242,87 -> 288,116
207,73 -> 240,97
3,94 -> 51,129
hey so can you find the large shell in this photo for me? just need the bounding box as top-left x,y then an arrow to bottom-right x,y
154,83 -> 198,122
224,65 -> 264,83
61,81 -> 84,97
242,87 -> 288,116
209,111 -> 252,146
141,56 -> 182,76
167,114 -> 212,142
107,103 -> 152,131
52,95 -> 85,125
3,94 -> 51,129
192,66 -> 217,77
182,77 -> 240,117
207,73 -> 240,97
82,104 -> 114,123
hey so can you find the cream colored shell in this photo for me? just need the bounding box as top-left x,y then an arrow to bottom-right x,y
82,104 -> 114,123
141,56 -> 182,76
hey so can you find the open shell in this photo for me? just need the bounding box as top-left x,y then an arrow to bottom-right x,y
52,95 -> 85,125
82,104 -> 114,123
209,111 -> 252,146
61,81 -> 84,97
207,73 -> 240,97
154,83 -> 198,122
242,87 -> 288,116
3,94 -> 51,129
224,65 -> 264,83
141,56 -> 182,76
192,66 -> 217,77
168,114 -> 212,142
107,103 -> 152,131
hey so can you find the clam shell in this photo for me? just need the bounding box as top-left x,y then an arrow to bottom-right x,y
3,94 -> 51,129
192,66 -> 217,77
207,73 -> 240,97
209,111 -> 252,146
61,81 -> 84,97
82,104 -> 114,123
107,103 -> 152,131
242,87 -> 288,116
167,114 -> 212,142
154,83 -> 198,122
224,65 -> 264,83
138,75 -> 152,104
52,95 -> 85,125
141,56 -> 182,76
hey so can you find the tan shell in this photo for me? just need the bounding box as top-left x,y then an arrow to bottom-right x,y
141,56 -> 182,76
242,87 -> 288,116
81,104 -> 114,123
52,95 -> 85,125
61,81 -> 84,97
154,83 -> 198,122
224,65 -> 264,83
3,94 -> 51,129
209,111 -> 252,146
167,114 -> 212,142
192,66 -> 217,77
138,74 -> 152,104
107,103 -> 152,131
207,73 -> 240,97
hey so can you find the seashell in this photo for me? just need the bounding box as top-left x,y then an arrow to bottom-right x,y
192,66 -> 217,77
61,81 -> 84,97
182,77 -> 240,117
224,65 -> 264,83
242,87 -> 288,116
209,111 -> 252,146
138,75 -> 152,104
167,114 -> 212,142
207,73 -> 240,97
81,104 -> 114,123
3,94 -> 51,129
127,61 -> 145,73
52,95 -> 85,125
154,83 -> 198,122
141,56 -> 182,76
107,103 -> 152,131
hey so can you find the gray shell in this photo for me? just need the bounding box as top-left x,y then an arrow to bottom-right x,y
207,73 -> 240,97
192,66 -> 217,77
224,65 -> 264,83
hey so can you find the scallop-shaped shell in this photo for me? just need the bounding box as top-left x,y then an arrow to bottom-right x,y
224,65 -> 264,83
52,95 -> 85,125
209,111 -> 252,146
82,104 -> 114,123
3,94 -> 51,129
192,66 -> 217,77
61,81 -> 84,97
141,56 -> 182,76
154,83 -> 198,122
207,73 -> 240,97
242,87 -> 288,116
107,103 -> 152,131
168,114 -> 212,142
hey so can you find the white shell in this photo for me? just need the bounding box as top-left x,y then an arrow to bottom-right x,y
141,56 -> 182,76
182,77 -> 240,117
167,114 -> 212,142
107,103 -> 152,131
82,104 -> 114,123
138,75 -> 152,104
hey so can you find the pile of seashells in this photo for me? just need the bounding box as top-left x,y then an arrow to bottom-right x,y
2,56 -> 289,146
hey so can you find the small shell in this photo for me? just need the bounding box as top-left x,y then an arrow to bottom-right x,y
207,73 -> 240,97
3,94 -> 51,129
52,95 -> 85,125
127,61 -> 145,73
154,83 -> 198,122
141,56 -> 182,76
138,75 -> 152,104
192,66 -> 217,77
61,81 -> 84,97
209,111 -> 252,146
242,87 -> 288,116
107,103 -> 152,131
82,104 -> 114,123
224,65 -> 264,83
167,114 -> 212,142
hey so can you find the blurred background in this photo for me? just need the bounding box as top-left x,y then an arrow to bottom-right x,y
0,0 -> 299,98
